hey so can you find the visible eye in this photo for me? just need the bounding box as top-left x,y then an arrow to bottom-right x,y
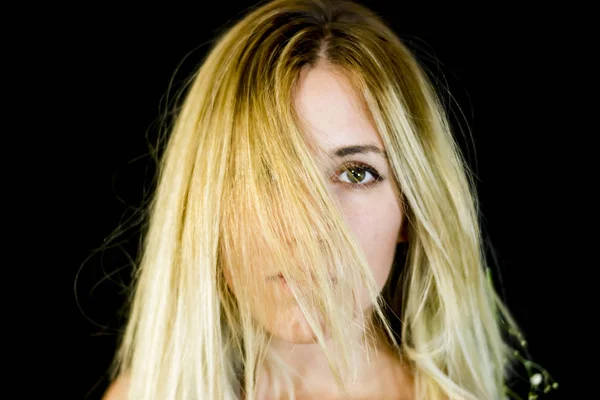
333,161 -> 383,189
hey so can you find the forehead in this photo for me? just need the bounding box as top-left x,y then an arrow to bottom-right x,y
293,65 -> 383,152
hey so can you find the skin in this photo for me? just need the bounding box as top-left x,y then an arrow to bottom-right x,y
244,63 -> 413,399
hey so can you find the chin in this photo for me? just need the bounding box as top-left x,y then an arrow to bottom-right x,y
263,305 -> 331,344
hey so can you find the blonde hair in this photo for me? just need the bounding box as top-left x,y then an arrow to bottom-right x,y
110,0 -> 527,398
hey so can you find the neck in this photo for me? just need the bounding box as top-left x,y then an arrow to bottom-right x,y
249,324 -> 413,399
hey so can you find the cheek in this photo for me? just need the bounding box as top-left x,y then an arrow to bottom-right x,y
343,192 -> 403,290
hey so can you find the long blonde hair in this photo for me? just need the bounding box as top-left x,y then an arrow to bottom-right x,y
111,0 -> 527,398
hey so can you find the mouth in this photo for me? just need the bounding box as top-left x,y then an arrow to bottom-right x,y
267,273 -> 287,282
267,272 -> 337,284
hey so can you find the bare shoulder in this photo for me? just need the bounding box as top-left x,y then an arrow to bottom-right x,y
102,375 -> 130,400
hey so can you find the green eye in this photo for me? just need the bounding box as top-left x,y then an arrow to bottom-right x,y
335,162 -> 383,188
345,167 -> 367,183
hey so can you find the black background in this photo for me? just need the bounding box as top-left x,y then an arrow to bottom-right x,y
43,1 -> 578,398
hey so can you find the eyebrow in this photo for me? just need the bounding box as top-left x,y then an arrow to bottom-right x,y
331,144 -> 387,159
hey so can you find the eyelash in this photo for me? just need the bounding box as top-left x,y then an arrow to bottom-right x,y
332,161 -> 384,189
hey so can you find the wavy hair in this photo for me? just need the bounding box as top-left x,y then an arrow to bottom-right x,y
110,0 -> 525,398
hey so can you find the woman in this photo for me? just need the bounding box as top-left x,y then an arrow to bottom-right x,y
103,0 -> 557,399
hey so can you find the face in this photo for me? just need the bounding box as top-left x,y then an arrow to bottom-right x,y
227,64 -> 406,343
